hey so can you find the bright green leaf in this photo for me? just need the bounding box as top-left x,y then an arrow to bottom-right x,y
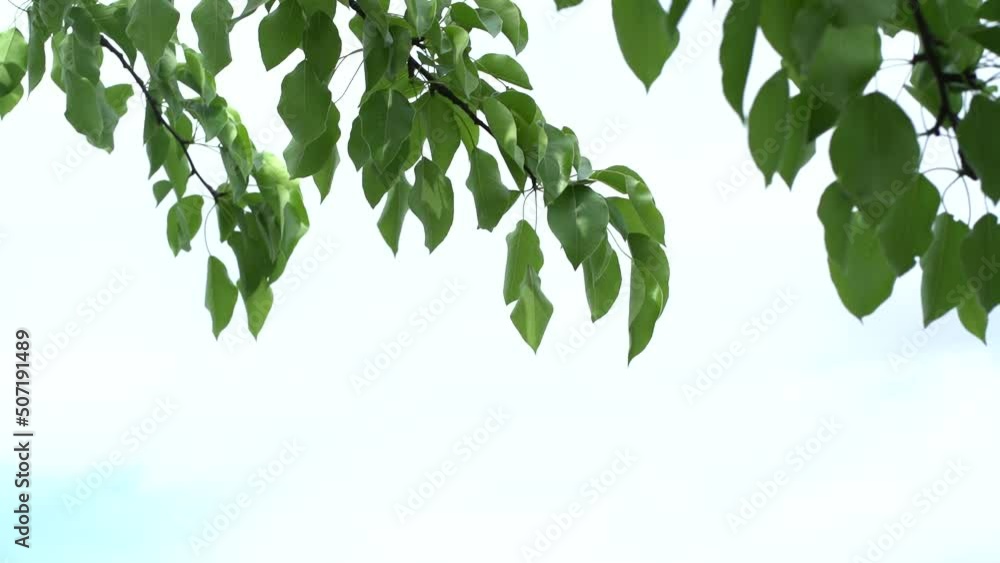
547,184 -> 610,270
205,256 -> 239,337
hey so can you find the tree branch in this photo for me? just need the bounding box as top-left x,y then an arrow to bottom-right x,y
99,36 -> 221,199
348,0 -> 540,190
906,0 -> 978,180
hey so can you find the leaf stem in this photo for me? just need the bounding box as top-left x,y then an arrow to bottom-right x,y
905,0 -> 978,180
99,35 -> 220,200
348,0 -> 540,191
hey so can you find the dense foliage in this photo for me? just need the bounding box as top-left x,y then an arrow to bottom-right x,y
591,0 -> 1000,342
1,0 -> 998,360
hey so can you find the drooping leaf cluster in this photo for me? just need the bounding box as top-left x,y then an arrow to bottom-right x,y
562,0 -> 1000,341
2,0 -> 669,360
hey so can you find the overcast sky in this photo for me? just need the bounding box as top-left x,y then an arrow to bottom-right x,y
1,1 -> 998,562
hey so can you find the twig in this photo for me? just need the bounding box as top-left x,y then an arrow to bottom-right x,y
906,0 -> 978,180
99,36 -> 220,200
349,0 -> 540,191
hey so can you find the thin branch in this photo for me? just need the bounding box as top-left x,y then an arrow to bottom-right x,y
348,0 -> 540,191
906,0 -> 978,180
99,36 -> 220,200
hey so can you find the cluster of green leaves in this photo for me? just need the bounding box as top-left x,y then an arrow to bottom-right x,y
560,0 -> 1000,341
2,0 -> 670,360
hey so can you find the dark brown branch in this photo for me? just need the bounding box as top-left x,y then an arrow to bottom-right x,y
99,36 -> 220,199
906,0 -> 978,180
349,0 -> 540,191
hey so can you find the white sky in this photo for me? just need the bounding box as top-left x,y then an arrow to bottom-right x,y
1,1 -> 998,562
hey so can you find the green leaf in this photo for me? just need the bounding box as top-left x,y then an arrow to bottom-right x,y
747,69 -> 789,185
830,93 -> 919,206
719,0 -> 760,120
607,196 -> 653,240
409,158 -> 455,252
377,176 -> 412,255
510,266 -> 552,352
957,291 -> 989,343
828,212 -> 896,320
759,0 -> 804,62
967,25 -> 1000,57
476,54 -> 532,89
205,256 -> 239,337
817,182 -> 853,267
921,214 -> 970,326
104,83 -> 133,116
504,220 -> 543,305
958,95 -> 1000,204
303,12 -> 341,83
0,82 -> 21,117
359,88 -> 415,175
443,25 -> 479,95
450,3 -> 502,36
466,148 -> 518,231
474,0 -> 528,53
777,93 -> 815,187
361,19 -> 389,87
825,0 -> 895,26
547,184 -> 610,270
297,0 -> 335,17
26,11 -> 46,92
0,28 -> 28,98
126,0 -> 179,69
152,179 -> 172,205
192,0 -> 233,75
981,0 -> 1000,21
481,97 -> 525,186
876,174 -> 940,277
555,0 -> 583,8
538,124 -> 575,202
419,93 -> 461,171
804,25 -> 881,110
241,282 -> 274,339
627,233 -> 669,362
624,177 -> 664,245
611,0 -> 677,90
63,71 -> 104,145
405,0 -> 437,36
278,61 -> 332,143
283,103 -> 340,178
960,213 -> 1000,315
583,238 -> 622,321
166,195 -> 205,255
312,147 -> 339,202
258,0 -> 304,70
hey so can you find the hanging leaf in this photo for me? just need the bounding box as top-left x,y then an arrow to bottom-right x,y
611,0 -> 677,90
510,267 -> 553,352
205,256 -> 239,337
547,184 -> 610,270
166,196 -> 205,256
409,158 -> 455,252
503,220 -> 543,305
